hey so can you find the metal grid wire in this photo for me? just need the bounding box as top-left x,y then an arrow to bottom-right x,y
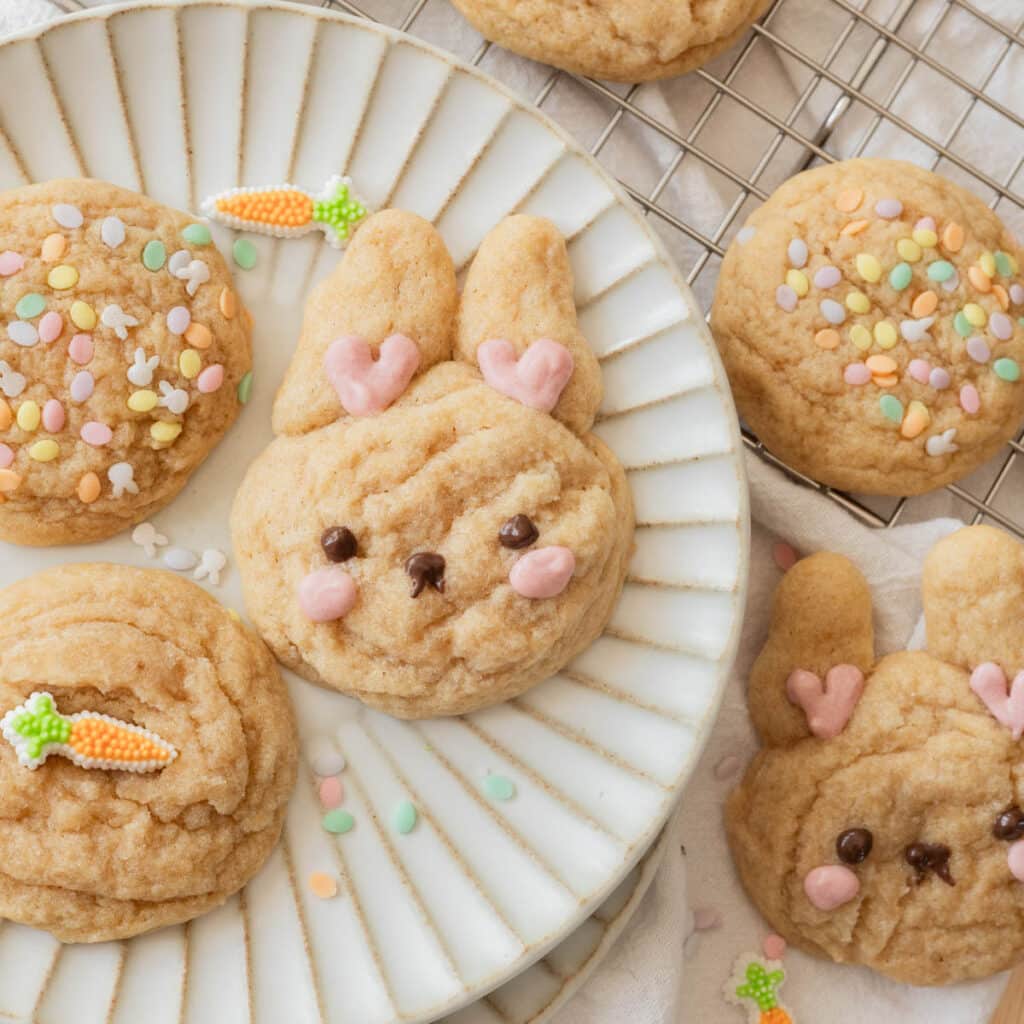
45,0 -> 1024,537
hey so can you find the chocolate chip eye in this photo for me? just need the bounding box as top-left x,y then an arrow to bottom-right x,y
993,806 -> 1024,840
321,526 -> 357,562
405,552 -> 445,598
836,828 -> 873,865
499,514 -> 539,549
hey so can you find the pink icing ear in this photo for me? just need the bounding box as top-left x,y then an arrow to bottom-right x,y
804,865 -> 860,910
970,662 -> 1024,740
323,333 -> 420,416
477,338 -> 574,413
299,567 -> 358,622
1009,840 -> 1024,882
509,546 -> 575,598
785,665 -> 865,739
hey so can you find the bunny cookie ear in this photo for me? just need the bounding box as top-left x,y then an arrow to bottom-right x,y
750,552 -> 875,747
923,525 -> 1024,674
273,210 -> 457,435
456,215 -> 602,435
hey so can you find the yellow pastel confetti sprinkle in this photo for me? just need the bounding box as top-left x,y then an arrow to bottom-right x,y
128,390 -> 159,413
874,321 -> 898,349
980,251 -> 997,277
151,421 -> 183,443
855,253 -> 882,283
912,228 -> 937,249
786,269 -> 809,297
70,300 -> 97,330
897,238 -> 922,263
846,291 -> 870,314
179,349 -> 202,379
964,303 -> 987,327
47,264 -> 79,290
28,439 -> 59,462
850,325 -> 872,351
16,401 -> 40,432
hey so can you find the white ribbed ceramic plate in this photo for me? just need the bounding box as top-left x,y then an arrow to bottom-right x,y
0,2 -> 747,1021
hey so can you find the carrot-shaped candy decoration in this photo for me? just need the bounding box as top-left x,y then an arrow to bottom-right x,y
1,691 -> 176,773
201,175 -> 369,248
726,956 -> 793,1024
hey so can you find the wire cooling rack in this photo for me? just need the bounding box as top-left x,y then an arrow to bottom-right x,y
44,0 -> 1024,537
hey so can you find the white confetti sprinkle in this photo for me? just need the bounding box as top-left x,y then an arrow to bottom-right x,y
163,546 -> 199,572
174,258 -> 211,296
737,226 -> 755,244
900,316 -> 935,344
52,203 -> 83,229
168,249 -> 191,276
787,238 -> 808,269
7,320 -> 37,347
101,216 -> 126,248
101,303 -> 140,340
307,736 -> 345,777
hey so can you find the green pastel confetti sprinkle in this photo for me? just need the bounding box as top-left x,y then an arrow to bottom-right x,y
233,238 -> 257,270
15,293 -> 45,319
483,773 -> 516,801
888,262 -> 912,291
142,239 -> 167,271
182,223 -> 212,246
994,358 -> 1020,382
954,311 -> 972,337
927,259 -> 955,282
322,809 -> 354,834
237,370 -> 253,405
879,394 -> 904,423
393,800 -> 418,835
995,251 -> 1013,277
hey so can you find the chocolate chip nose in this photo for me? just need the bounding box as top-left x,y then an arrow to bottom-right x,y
405,552 -> 445,598
905,842 -> 955,885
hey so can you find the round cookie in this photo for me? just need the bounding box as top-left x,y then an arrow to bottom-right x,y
231,211 -> 633,719
0,563 -> 297,943
711,159 -> 1024,495
727,527 -> 1024,985
0,179 -> 251,545
449,0 -> 771,82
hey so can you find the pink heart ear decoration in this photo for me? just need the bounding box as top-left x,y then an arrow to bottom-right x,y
970,662 -> 1024,740
323,333 -> 420,416
477,338 -> 574,413
785,664 -> 865,739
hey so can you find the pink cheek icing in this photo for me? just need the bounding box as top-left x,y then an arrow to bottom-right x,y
509,546 -> 575,599
804,864 -> 860,911
323,333 -> 420,416
1009,841 -> 1024,882
299,567 -> 358,622
477,338 -> 574,413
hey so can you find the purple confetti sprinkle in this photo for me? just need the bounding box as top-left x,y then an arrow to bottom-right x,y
929,367 -> 951,390
776,284 -> 798,312
70,370 -> 94,403
875,198 -> 903,219
844,362 -> 871,386
990,311 -> 1013,340
820,299 -> 846,325
814,265 -> 842,289
787,239 -> 808,269
908,358 -> 931,384
967,336 -> 991,364
915,216 -> 937,232
166,306 -> 191,336
1011,283 -> 1024,305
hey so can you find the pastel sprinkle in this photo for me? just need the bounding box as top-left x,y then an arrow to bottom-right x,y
47,264 -> 78,290
68,333 -> 93,365
912,291 -> 938,317
994,358 -> 1020,382
77,472 -> 100,503
841,219 -> 869,236
980,251 -> 997,277
142,239 -> 166,271
954,312 -> 972,337
942,270 -> 960,293
179,349 -> 202,379
900,400 -> 930,439
81,421 -> 112,446
856,253 -> 882,283
197,364 -> 225,394
966,336 -> 991,363
28,439 -> 59,462
322,809 -> 355,834
942,223 -> 964,252
846,290 -> 870,314
70,300 -> 97,330
814,266 -> 842,289
929,368 -> 951,390
763,935 -> 788,961
874,321 -> 898,349
127,390 -> 158,413
915,217 -> 937,232
879,394 -> 904,422
233,238 -> 257,270
219,287 -> 237,319
319,776 -> 344,809
41,399 -> 64,433
0,401 -> 9,430
907,358 -> 931,384
483,774 -> 516,801
40,233 -> 66,262
185,322 -> 212,350
835,188 -> 863,212
309,872 -> 338,899
52,203 -> 83,229
308,740 -> 345,777
15,293 -> 45,319
844,362 -> 871,385
786,269 -> 809,297
0,444 -> 10,468
393,801 -> 418,835
875,198 -> 902,219
163,546 -> 197,571
990,311 -> 1013,340
912,228 -> 938,249
151,421 -> 183,443
787,239 -> 808,268
16,401 -> 40,432
182,223 -> 212,246
101,216 -> 126,248
38,311 -> 62,343
927,260 -> 955,282
70,371 -> 94,403
820,299 -> 845,325
772,542 -> 798,571
964,303 -> 987,327
960,384 -> 981,413
815,329 -> 840,349
737,226 -> 756,244
0,251 -> 24,276
850,325 -> 872,350
238,371 -> 254,404
889,262 -> 912,291
897,238 -> 922,263
693,907 -> 721,932
166,306 -> 191,335
969,266 -> 992,292
775,284 -> 798,312
0,469 -> 21,492
7,321 -> 37,347
1012,284 -> 1024,305
994,285 -> 1010,311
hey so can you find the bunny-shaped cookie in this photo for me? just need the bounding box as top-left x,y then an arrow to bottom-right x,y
727,525 -> 1024,985
231,211 -> 634,718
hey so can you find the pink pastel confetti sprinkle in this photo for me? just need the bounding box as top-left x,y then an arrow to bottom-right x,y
196,363 -> 225,394
70,370 -> 94,403
915,216 -> 936,232
692,906 -> 722,932
960,384 -> 981,414
929,367 -> 951,390
38,311 -> 62,344
0,443 -> 12,469
990,311 -> 1013,340
844,362 -> 871,386
772,541 -> 798,571
0,250 -> 24,277
68,333 -> 93,365
80,421 -> 112,447
966,336 -> 991,363
775,284 -> 798,312
41,399 -> 64,433
942,270 -> 960,292
762,934 -> 788,960
875,198 -> 903,219
907,358 -> 931,384
713,754 -> 741,780
319,775 -> 344,809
